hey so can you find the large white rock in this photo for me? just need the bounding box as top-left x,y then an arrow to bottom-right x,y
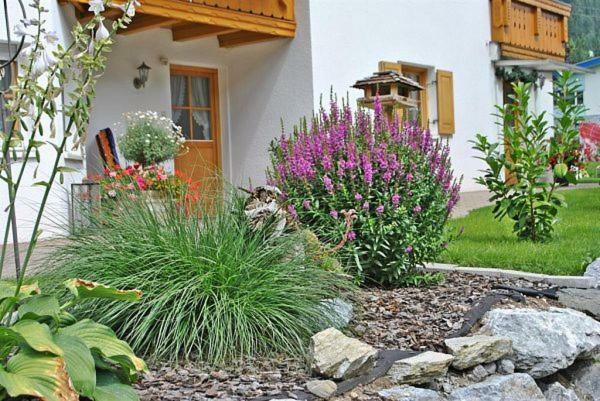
479,308 -> 600,378
386,351 -> 454,385
447,373 -> 545,401
305,379 -> 337,399
542,382 -> 580,401
444,335 -> 512,370
310,327 -> 377,380
565,361 -> 600,401
378,386 -> 444,401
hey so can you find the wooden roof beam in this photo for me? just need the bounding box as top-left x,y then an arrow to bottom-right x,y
217,31 -> 280,48
119,14 -> 177,35
172,23 -> 237,42
77,8 -> 123,25
67,0 -> 296,38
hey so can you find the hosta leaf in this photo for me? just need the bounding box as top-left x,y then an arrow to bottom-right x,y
54,332 -> 96,397
18,294 -> 60,320
64,279 -> 142,303
92,371 -> 139,401
0,282 -> 40,301
10,320 -> 63,355
0,349 -> 78,401
59,319 -> 147,376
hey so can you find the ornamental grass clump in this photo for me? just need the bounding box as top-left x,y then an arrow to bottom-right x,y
268,98 -> 461,285
119,111 -> 185,165
49,189 -> 352,363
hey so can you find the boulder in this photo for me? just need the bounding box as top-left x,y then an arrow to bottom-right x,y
557,288 -> 600,319
305,379 -> 337,399
310,327 -> 377,380
378,386 -> 445,401
542,382 -> 580,401
444,335 -> 512,370
469,365 -> 489,382
320,298 -> 354,329
479,308 -> 600,378
563,361 -> 600,401
497,359 -> 515,374
584,258 -> 600,286
447,373 -> 545,401
387,351 -> 454,385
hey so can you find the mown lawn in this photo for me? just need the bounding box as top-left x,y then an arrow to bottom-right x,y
438,188 -> 600,276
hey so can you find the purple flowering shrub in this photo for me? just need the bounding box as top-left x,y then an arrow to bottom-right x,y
267,98 -> 461,285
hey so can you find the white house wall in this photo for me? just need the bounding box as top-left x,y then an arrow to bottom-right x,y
308,0 -> 504,192
86,0 -> 314,189
582,66 -> 600,118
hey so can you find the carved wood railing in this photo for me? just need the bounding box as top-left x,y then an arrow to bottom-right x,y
490,0 -> 571,61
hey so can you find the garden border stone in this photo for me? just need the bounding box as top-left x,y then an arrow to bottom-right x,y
425,263 -> 596,289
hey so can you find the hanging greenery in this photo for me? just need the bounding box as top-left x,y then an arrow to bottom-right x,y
495,66 -> 546,88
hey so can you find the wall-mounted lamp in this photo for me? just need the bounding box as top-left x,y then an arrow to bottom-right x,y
133,62 -> 151,89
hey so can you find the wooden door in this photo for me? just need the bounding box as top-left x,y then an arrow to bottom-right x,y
171,65 -> 221,187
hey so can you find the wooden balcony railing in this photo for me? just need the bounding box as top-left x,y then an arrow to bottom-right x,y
61,0 -> 296,47
490,0 -> 571,61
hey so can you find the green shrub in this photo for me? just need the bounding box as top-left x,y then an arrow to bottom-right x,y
472,72 -> 585,242
267,98 -> 461,285
49,190 -> 352,363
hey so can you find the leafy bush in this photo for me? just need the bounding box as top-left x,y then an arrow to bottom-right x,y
50,190 -> 352,363
118,111 -> 185,165
472,73 -> 585,242
0,280 -> 146,401
267,98 -> 460,285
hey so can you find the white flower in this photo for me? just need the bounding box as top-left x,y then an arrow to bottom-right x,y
117,1 -> 136,18
17,45 -> 33,64
31,52 -> 51,77
95,20 -> 110,41
44,31 -> 59,44
42,47 -> 58,68
88,0 -> 105,15
13,22 -> 29,37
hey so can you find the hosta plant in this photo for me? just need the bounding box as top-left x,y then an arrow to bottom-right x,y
0,279 -> 146,401
472,72 -> 584,242
268,98 -> 461,285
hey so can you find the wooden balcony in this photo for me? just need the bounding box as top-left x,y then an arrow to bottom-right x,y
61,0 -> 296,47
490,0 -> 571,61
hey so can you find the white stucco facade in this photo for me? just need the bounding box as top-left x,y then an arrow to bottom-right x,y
1,0 -> 560,243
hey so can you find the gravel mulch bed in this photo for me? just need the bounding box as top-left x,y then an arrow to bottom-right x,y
135,272 -> 556,401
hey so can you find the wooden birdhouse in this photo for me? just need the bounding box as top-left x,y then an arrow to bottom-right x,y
352,71 -> 423,115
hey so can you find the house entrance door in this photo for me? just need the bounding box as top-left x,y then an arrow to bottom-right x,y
170,65 -> 221,187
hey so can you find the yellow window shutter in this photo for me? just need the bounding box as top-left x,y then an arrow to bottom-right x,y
436,70 -> 455,135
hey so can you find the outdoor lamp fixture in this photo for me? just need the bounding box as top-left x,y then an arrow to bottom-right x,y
133,62 -> 151,89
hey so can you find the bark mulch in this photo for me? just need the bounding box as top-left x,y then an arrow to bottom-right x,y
135,272 -> 556,401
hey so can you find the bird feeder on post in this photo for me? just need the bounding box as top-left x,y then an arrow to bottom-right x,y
352,70 -> 423,121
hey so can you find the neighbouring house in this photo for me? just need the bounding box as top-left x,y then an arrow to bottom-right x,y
0,0 -> 586,242
573,57 -> 600,122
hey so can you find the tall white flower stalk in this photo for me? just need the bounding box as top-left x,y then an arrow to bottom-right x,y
0,0 -> 135,291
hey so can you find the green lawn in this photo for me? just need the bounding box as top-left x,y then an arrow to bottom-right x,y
580,162 -> 600,184
438,188 -> 600,276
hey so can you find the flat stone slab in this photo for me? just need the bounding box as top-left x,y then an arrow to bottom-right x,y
479,308 -> 600,378
447,373 -> 546,401
444,335 -> 512,370
386,351 -> 453,385
557,288 -> 600,318
425,263 -> 596,289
